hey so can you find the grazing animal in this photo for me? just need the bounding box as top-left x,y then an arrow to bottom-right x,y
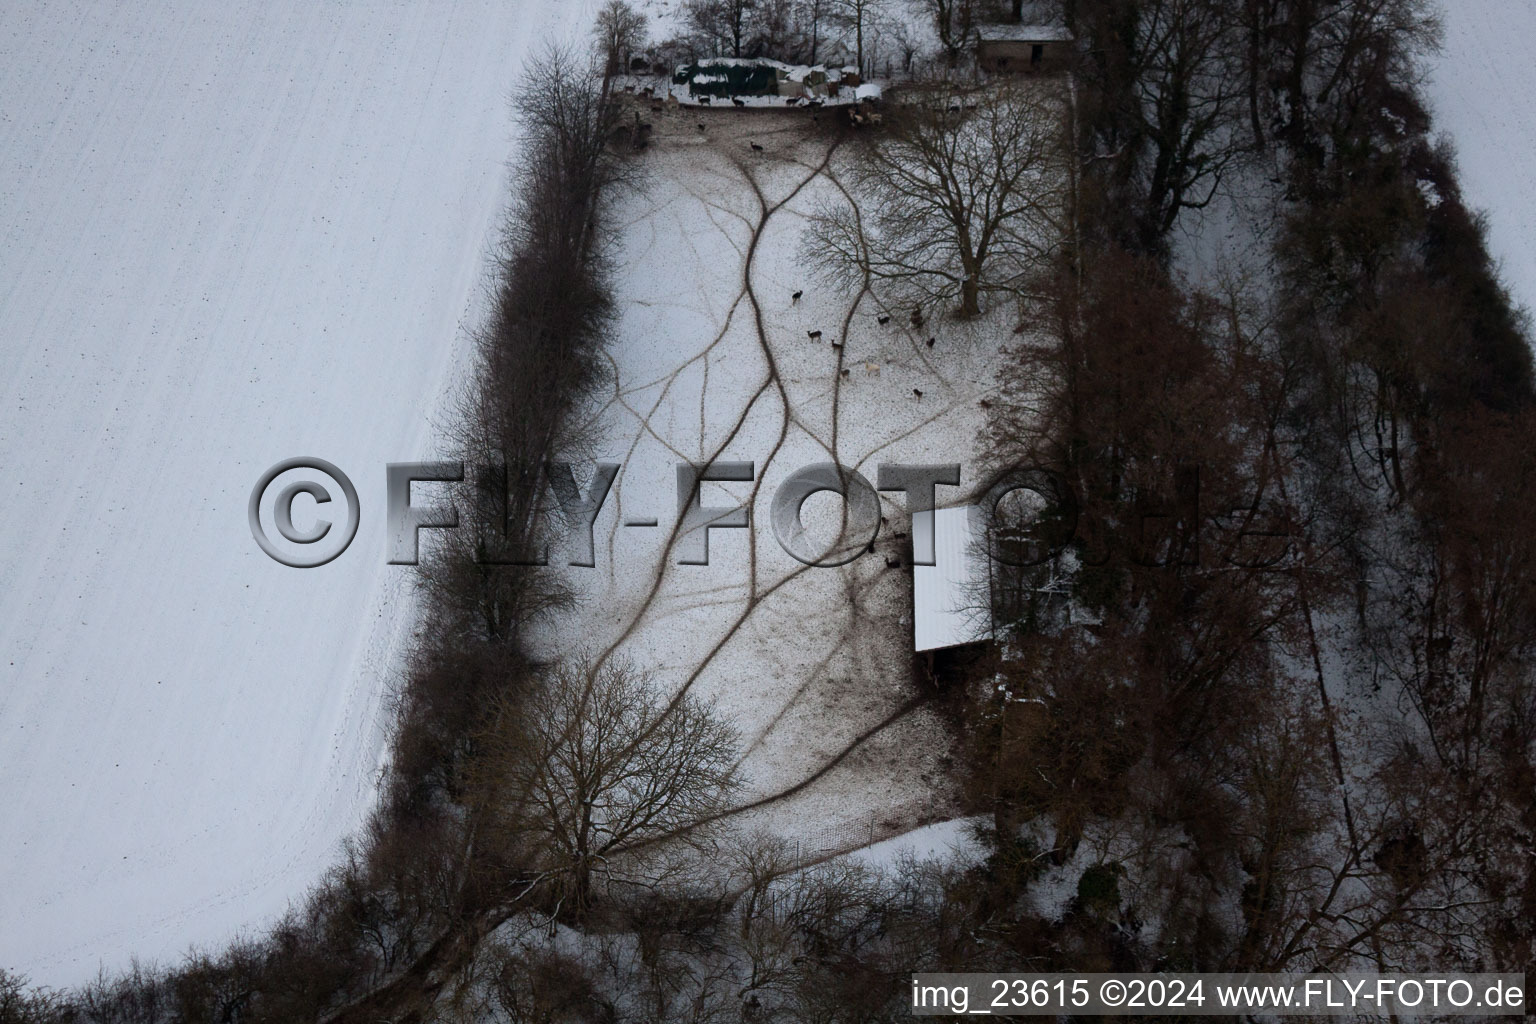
926,336 -> 935,348
840,367 -> 850,378
910,307 -> 924,328
978,398 -> 993,409
876,314 -> 890,325
807,330 -> 822,340
791,289 -> 803,303
750,141 -> 764,151
830,337 -> 843,347
913,388 -> 923,398
732,97 -> 746,107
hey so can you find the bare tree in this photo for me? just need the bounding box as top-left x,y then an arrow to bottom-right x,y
809,80 -> 1068,318
830,0 -> 883,75
474,659 -> 740,921
1131,0 -> 1243,247
800,0 -> 830,63
919,0 -> 974,66
594,0 -> 648,78
687,0 -> 759,57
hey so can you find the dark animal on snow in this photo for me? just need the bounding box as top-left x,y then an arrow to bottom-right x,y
732,97 -> 746,107
913,388 -> 923,398
750,141 -> 763,151
926,337 -> 935,348
876,314 -> 890,325
807,330 -> 822,340
791,289 -> 803,303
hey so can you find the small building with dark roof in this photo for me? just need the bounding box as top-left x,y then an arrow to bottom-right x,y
974,24 -> 1072,73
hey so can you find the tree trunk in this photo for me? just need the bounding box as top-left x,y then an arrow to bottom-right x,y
1245,0 -> 1265,149
961,275 -> 981,317
570,860 -> 592,919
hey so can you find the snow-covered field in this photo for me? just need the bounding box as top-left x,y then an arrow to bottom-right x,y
1427,1 -> 1536,314
0,0 -> 593,986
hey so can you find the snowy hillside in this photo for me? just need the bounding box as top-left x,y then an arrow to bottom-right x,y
0,0 -> 593,985
1427,0 -> 1536,312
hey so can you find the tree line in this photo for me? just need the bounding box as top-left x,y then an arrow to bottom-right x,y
965,0 -> 1536,978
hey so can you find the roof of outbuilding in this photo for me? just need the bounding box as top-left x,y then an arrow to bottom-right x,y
974,23 -> 1073,43
913,506 -> 992,652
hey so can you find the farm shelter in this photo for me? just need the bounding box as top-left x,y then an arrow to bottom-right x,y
913,506 -> 992,653
674,58 -> 787,98
672,59 -> 862,101
780,64 -> 828,98
975,24 -> 1073,73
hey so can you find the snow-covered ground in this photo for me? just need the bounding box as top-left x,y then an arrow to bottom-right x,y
0,0 -> 594,986
1427,0 -> 1536,313
533,105 -> 1022,867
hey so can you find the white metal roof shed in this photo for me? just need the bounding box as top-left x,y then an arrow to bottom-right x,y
913,506 -> 992,652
